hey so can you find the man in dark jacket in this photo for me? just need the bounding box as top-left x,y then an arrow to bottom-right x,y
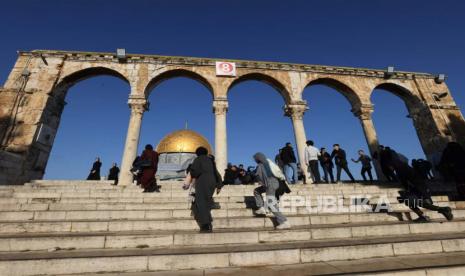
319,148 -> 335,183
280,143 -> 298,184
331,144 -> 355,183
374,145 -> 398,182
351,150 -> 373,183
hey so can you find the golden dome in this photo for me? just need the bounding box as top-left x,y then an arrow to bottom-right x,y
156,129 -> 212,154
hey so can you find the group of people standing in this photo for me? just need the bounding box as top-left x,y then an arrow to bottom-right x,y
223,163 -> 256,185
274,141 -> 374,185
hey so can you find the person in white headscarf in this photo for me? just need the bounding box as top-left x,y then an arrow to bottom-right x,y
253,152 -> 290,230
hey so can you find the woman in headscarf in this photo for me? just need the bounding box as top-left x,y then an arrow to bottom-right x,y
253,152 -> 290,229
87,157 -> 102,180
139,144 -> 159,193
189,147 -> 222,233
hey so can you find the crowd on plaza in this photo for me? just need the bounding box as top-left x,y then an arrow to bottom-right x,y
85,139 -> 465,232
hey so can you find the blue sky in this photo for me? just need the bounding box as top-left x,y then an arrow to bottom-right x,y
1,0 -> 464,179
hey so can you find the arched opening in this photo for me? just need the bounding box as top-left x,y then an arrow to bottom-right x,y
371,83 -> 426,163
142,70 -> 214,179
45,68 -> 131,180
302,78 -> 368,181
227,75 -> 294,178
144,69 -> 213,98
229,73 -> 291,103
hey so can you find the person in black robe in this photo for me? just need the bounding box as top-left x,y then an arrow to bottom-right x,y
189,147 -> 222,233
87,157 -> 102,180
108,163 -> 120,185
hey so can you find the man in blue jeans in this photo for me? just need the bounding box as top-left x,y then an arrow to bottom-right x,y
280,142 -> 298,184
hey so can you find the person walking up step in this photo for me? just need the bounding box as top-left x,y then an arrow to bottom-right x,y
253,152 -> 291,230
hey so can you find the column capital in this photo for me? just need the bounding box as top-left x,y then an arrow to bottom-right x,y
128,96 -> 149,115
284,103 -> 308,120
212,99 -> 229,115
352,104 -> 374,120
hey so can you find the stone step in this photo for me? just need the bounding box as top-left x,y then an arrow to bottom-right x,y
0,203 -> 461,221
19,183 -> 403,190
0,220 -> 463,253
0,199 -> 459,212
14,182 -> 403,190
2,189 -> 408,198
0,200 -> 456,213
0,210 -> 461,234
19,181 -> 406,192
0,232 -> 464,275
0,195 -> 454,208
27,180 -> 392,187
61,251 -> 465,276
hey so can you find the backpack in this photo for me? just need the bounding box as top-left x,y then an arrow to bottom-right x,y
267,158 -> 286,181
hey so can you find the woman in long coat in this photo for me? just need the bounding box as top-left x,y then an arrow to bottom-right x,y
189,147 -> 222,233
139,144 -> 159,193
87,157 -> 102,180
253,152 -> 290,229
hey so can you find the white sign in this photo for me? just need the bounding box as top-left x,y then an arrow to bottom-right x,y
215,61 -> 236,77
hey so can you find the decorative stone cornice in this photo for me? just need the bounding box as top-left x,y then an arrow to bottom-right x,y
284,103 -> 309,120
128,96 -> 149,115
352,104 -> 374,120
212,99 -> 229,115
20,50 -> 436,80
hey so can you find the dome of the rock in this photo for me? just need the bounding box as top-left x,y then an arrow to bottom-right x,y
156,129 -> 212,180
156,129 -> 212,154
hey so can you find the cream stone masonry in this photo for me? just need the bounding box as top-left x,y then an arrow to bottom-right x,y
0,50 -> 464,185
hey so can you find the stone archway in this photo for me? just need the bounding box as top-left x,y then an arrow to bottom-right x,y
225,72 -> 309,179
304,77 -> 364,111
24,66 -> 131,181
144,68 -> 214,98
1,50 -> 464,185
370,82 -> 443,160
119,68 -> 216,184
227,72 -> 292,104
301,77 -> 380,180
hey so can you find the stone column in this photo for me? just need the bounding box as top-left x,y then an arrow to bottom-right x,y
353,105 -> 385,181
284,103 -> 309,183
119,96 -> 148,185
213,99 -> 229,176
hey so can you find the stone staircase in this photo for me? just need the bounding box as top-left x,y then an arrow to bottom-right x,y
0,180 -> 464,275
